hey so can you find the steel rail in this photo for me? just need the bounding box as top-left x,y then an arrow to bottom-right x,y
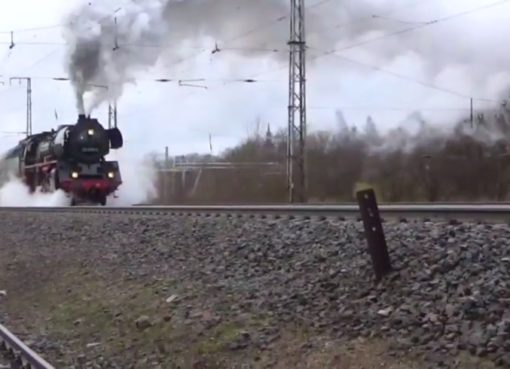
0,324 -> 55,369
2,204 -> 510,220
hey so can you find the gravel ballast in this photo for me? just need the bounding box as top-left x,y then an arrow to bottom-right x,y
0,212 -> 509,368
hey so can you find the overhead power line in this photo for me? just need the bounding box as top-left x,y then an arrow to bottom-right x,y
0,0 -> 334,38
311,0 -> 434,31
161,0 -> 339,73
308,46 -> 496,102
319,0 -> 510,56
0,75 -> 280,89
0,0 -> 131,34
0,0 -> 432,74
3,1 -> 507,110
0,25 -> 62,34
0,41 -> 287,55
0,1 -> 129,74
307,105 -> 499,112
170,0 -> 436,101
196,0 -> 510,104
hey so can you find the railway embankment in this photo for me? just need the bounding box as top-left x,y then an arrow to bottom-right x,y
0,211 -> 508,368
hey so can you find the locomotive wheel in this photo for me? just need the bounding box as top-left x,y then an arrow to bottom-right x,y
99,195 -> 107,206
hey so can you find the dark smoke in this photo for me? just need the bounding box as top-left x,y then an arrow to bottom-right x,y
63,1 -> 170,113
68,39 -> 101,113
62,0 -> 339,112
62,0 -> 510,121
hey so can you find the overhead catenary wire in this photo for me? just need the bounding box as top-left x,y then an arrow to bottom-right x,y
307,46 -> 497,103
0,0 -> 297,105
178,0 -> 510,103
0,0 -> 381,38
159,0 -> 340,72
0,0 -> 296,71
0,1 -> 129,75
159,0 -> 439,101
125,0 -> 431,77
0,74 -> 281,85
307,106 -> 501,112
0,0 -> 130,35
318,0 -> 510,57
309,0 -> 435,31
18,48 -> 63,73
0,24 -> 62,34
0,0 -> 434,72
2,0 -> 508,110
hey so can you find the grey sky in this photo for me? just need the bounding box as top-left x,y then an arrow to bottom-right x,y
1,0 -> 510,161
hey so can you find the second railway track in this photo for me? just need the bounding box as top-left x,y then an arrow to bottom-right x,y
0,324 -> 54,369
2,204 -> 510,221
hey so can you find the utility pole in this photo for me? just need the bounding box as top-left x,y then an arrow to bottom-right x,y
108,100 -> 118,129
10,77 -> 32,137
108,104 -> 113,129
470,98 -> 474,129
113,100 -> 118,128
287,0 -> 307,203
164,146 -> 169,203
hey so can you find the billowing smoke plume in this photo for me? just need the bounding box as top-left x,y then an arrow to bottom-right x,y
62,0 -> 337,113
63,0 -> 510,125
63,1 -> 171,113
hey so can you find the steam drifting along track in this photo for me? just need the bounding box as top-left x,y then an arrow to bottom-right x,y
0,323 -> 55,369
2,204 -> 510,221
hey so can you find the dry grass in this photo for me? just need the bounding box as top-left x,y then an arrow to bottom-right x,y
0,258 -> 499,368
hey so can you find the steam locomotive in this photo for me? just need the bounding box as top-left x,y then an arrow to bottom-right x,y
0,114 -> 123,206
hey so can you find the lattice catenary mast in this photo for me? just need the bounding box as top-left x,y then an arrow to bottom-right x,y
9,77 -> 32,137
287,0 -> 307,203
108,101 -> 118,129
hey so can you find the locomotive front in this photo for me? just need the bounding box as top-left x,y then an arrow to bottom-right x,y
54,114 -> 123,205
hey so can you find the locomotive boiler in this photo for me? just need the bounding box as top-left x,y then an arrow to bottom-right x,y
0,114 -> 123,205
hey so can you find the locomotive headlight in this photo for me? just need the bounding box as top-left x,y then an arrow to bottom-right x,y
107,171 -> 115,179
87,129 -> 94,136
71,171 -> 79,179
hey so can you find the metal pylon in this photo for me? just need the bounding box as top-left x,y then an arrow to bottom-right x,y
108,104 -> 113,129
9,77 -> 32,137
107,101 -> 118,129
287,0 -> 307,203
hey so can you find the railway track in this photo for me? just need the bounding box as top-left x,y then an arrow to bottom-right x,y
0,324 -> 54,369
1,204 -> 510,221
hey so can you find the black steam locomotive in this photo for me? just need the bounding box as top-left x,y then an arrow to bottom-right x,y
0,114 -> 123,205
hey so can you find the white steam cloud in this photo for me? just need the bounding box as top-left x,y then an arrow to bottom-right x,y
58,0 -> 510,163
0,176 -> 70,207
106,150 -> 158,206
0,158 -> 157,207
63,0 -> 510,122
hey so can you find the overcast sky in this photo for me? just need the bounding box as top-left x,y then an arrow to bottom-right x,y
0,0 -> 510,160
